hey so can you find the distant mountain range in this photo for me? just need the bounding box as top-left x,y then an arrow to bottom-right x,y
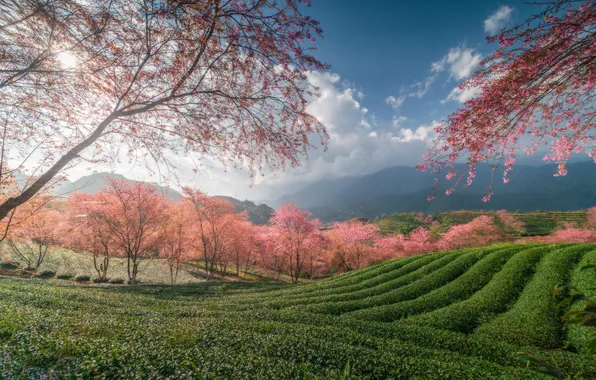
272,161 -> 596,222
54,173 -> 274,225
35,160 -> 596,224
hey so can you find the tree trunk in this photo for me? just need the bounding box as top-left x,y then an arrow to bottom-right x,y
0,114 -> 118,221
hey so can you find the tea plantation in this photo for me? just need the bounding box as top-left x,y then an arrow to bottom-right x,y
1,243 -> 596,378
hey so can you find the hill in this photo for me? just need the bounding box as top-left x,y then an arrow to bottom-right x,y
215,196 -> 274,225
274,161 -> 596,222
1,243 -> 595,378
54,173 -> 273,225
55,172 -> 183,200
374,210 -> 590,237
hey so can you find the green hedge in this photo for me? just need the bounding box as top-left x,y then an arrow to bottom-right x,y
403,245 -> 555,332
261,249 -> 469,309
565,250 -> 596,354
299,248 -> 489,315
474,245 -> 591,348
347,245 -> 529,322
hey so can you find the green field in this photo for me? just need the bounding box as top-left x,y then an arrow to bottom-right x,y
1,243 -> 596,378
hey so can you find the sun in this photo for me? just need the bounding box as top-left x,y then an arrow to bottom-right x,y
56,51 -> 77,69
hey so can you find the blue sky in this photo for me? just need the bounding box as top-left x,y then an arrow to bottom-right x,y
307,0 -> 533,130
67,1 -> 539,199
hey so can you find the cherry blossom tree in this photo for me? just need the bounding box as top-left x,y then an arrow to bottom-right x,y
64,193 -> 116,281
184,188 -> 239,279
158,200 -> 196,284
268,202 -> 321,283
439,215 -> 503,250
496,210 -> 526,234
374,234 -> 405,261
0,0 -> 328,222
587,207 -> 596,229
325,220 -> 380,273
302,231 -> 327,279
83,178 -> 164,284
420,1 -> 596,201
255,226 -> 286,281
6,204 -> 60,270
523,226 -> 596,243
226,216 -> 259,279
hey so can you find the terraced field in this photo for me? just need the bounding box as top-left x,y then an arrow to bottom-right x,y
1,243 -> 596,378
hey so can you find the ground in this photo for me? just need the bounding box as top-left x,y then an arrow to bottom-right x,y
1,243 -> 596,378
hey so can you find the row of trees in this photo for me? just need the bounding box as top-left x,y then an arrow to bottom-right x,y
4,178 -> 595,284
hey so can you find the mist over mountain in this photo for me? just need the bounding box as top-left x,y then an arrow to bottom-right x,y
273,161 -> 596,222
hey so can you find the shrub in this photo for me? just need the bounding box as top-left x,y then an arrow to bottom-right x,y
56,273 -> 74,280
0,260 -> 19,270
348,245 -> 528,322
474,244 -> 592,348
34,270 -> 56,279
92,277 -> 109,284
403,245 -> 552,332
261,249 -> 465,309
301,248 -> 488,315
74,274 -> 91,282
109,278 -> 125,284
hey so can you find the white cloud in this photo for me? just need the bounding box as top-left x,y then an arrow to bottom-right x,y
432,46 -> 482,80
409,75 -> 436,98
442,85 -> 482,104
251,72 -> 436,197
63,72 -> 436,201
394,122 -> 438,143
392,115 -> 409,128
385,95 -> 405,109
484,6 -> 513,34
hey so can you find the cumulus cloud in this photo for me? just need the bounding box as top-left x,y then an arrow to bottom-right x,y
484,6 -> 513,34
394,122 -> 438,143
442,85 -> 482,104
64,72 -> 436,201
432,46 -> 482,80
385,95 -> 406,109
249,72 -> 435,196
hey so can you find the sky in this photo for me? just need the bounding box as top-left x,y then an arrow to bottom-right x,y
66,0 -> 538,201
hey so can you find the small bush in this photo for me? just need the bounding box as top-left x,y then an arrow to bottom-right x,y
0,260 -> 19,270
35,270 -> 56,279
22,266 -> 36,272
56,273 -> 74,280
74,274 -> 91,282
109,278 -> 125,284
92,277 -> 109,284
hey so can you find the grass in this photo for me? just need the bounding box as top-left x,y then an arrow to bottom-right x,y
0,245 -> 292,285
1,243 -> 596,378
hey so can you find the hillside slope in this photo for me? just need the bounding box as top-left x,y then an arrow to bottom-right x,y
2,243 -> 595,378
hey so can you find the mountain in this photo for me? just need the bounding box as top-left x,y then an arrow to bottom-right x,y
56,172 -> 183,200
55,173 -> 273,225
216,196 -> 274,225
275,161 -> 596,222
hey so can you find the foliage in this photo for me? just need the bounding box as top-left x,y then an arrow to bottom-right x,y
266,203 -> 322,283
439,215 -> 503,250
475,245 -> 592,347
2,243 -> 596,378
0,0 -> 328,222
5,205 -> 60,270
420,1 -> 596,200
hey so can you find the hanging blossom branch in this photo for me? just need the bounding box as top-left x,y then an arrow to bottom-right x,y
0,0 -> 329,221
418,0 -> 596,201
